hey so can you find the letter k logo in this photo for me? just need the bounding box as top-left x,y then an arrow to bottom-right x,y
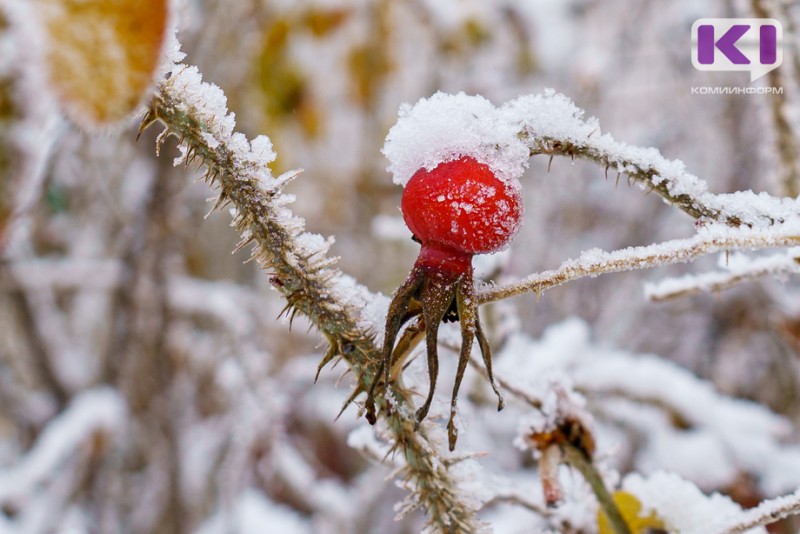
697,24 -> 750,64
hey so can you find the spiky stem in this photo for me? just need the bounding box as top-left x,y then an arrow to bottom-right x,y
149,64 -> 481,533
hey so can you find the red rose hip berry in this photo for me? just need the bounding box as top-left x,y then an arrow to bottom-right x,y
401,156 -> 523,259
366,156 -> 523,450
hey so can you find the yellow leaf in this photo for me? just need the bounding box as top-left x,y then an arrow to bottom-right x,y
33,0 -> 170,127
256,19 -> 322,140
598,491 -> 666,534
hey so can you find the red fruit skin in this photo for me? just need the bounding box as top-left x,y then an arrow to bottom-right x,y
415,243 -> 472,277
401,157 -> 523,260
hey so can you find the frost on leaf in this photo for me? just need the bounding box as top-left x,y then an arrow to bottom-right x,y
31,0 -> 172,127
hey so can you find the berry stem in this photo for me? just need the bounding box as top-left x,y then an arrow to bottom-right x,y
415,243 -> 472,276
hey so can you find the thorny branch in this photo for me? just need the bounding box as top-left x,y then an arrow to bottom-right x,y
529,136 -> 723,220
525,133 -> 790,228
473,90 -> 800,305
147,62 -> 800,532
147,65 -> 481,532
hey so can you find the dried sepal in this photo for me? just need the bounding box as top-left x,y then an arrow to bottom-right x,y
366,256 -> 504,450
519,399 -> 634,534
540,444 -> 563,507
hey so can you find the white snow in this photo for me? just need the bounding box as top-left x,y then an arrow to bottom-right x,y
385,89 -> 800,229
158,24 -> 186,73
195,490 -> 311,534
623,471 -> 767,534
496,318 -> 800,496
382,92 -> 529,187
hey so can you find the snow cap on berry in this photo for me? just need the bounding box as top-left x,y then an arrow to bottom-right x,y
382,92 -> 529,189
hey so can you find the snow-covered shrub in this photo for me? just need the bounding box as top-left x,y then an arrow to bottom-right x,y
2,1 -> 800,533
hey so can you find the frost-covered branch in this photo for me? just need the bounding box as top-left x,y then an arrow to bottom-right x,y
384,90 -> 800,309
477,222 -> 800,304
645,250 -> 800,301
383,91 -> 800,230
148,63 -> 481,532
718,487 -> 800,534
0,388 -> 124,506
509,91 -> 800,228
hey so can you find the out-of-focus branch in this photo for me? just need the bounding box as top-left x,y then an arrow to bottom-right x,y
0,388 -> 124,508
0,259 -> 121,291
1,264 -> 69,409
752,0 -> 800,197
477,223 -> 800,304
148,64 -> 479,532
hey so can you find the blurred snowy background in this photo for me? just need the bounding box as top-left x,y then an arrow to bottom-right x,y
2,0 -> 800,532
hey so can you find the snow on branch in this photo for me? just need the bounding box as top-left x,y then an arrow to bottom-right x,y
626,473 -> 800,533
506,91 -> 800,228
383,90 -> 800,228
496,319 -> 800,496
717,487 -> 800,534
383,91 -> 800,307
645,250 -> 800,301
0,388 -> 125,504
148,63 -> 482,532
152,74 -> 800,531
477,221 -> 800,304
